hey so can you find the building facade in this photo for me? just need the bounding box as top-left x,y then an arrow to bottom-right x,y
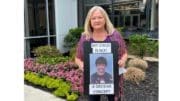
78,0 -> 158,33
24,0 -> 77,57
24,0 -> 158,58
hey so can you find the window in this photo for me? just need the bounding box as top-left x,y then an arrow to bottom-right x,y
81,0 -> 158,33
24,0 -> 56,58
125,16 -> 130,26
133,15 -> 138,27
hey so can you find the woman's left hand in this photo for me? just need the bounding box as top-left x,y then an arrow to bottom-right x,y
118,52 -> 128,67
118,59 -> 126,67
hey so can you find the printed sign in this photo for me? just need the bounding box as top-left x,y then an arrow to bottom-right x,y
83,41 -> 119,95
91,43 -> 111,53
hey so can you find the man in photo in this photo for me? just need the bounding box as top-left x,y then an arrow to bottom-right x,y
90,56 -> 113,84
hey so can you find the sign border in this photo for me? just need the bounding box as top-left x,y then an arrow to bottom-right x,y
83,41 -> 119,95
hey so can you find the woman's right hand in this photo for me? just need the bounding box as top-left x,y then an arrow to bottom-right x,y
79,62 -> 84,71
75,57 -> 84,72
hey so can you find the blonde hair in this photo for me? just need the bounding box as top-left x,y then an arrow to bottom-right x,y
83,6 -> 115,39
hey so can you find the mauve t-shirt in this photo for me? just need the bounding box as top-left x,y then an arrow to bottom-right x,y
76,29 -> 127,61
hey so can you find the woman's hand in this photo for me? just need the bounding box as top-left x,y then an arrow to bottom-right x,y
118,52 -> 128,68
75,57 -> 84,71
79,62 -> 84,71
118,59 -> 126,67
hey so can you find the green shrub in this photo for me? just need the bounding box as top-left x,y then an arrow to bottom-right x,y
36,56 -> 70,64
116,27 -> 126,37
128,34 -> 149,58
24,72 -> 41,85
64,27 -> 84,48
69,47 -> 76,61
46,77 -> 60,89
66,92 -> 79,101
53,82 -> 71,97
32,45 -> 70,64
146,40 -> 158,57
33,45 -> 62,57
24,72 -> 77,100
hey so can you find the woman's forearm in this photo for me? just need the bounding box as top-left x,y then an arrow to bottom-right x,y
121,52 -> 128,62
118,52 -> 128,67
75,57 -> 84,71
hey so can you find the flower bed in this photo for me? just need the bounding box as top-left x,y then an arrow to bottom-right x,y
25,71 -> 78,101
24,58 -> 158,101
24,58 -> 84,101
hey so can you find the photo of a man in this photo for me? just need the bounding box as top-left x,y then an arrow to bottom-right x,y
90,56 -> 113,84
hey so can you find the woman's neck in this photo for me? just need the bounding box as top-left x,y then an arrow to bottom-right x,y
92,29 -> 107,41
93,28 -> 106,34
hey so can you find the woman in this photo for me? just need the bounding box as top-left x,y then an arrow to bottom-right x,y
75,6 -> 128,101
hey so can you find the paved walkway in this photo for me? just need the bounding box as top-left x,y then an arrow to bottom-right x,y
24,84 -> 66,101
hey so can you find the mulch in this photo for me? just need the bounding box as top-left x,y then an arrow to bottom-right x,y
123,61 -> 158,101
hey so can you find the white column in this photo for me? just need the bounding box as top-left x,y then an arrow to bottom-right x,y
45,0 -> 50,45
24,0 -> 30,57
150,0 -> 156,31
54,0 -> 78,53
24,0 -> 29,37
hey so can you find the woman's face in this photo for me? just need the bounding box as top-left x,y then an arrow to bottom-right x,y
90,10 -> 105,30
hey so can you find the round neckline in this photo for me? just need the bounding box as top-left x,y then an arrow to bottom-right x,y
90,35 -> 109,42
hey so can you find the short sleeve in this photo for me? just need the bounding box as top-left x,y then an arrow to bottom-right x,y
112,30 -> 127,60
75,35 -> 86,61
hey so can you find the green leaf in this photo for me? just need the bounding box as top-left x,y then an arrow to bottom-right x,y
67,92 -> 78,101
